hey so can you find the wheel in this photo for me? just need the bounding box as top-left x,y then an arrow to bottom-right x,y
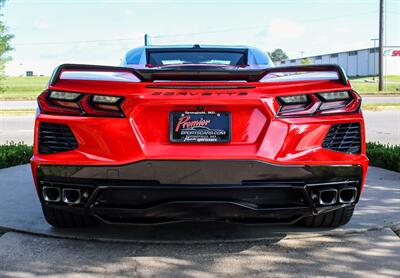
42,205 -> 96,228
298,205 -> 355,228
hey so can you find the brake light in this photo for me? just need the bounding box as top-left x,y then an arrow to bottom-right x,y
38,90 -> 125,117
276,90 -> 361,117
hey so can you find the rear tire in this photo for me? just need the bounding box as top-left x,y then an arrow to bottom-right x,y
298,205 -> 355,228
42,205 -> 96,228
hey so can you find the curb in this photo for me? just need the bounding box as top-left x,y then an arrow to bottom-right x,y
1,220 -> 399,245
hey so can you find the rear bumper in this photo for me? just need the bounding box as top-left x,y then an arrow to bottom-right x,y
36,160 -> 363,224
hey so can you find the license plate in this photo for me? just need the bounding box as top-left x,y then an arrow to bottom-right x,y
170,111 -> 231,143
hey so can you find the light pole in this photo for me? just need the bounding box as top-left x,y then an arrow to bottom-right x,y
378,0 -> 384,91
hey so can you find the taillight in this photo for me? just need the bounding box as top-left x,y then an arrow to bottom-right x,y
276,90 -> 361,117
38,90 -> 124,117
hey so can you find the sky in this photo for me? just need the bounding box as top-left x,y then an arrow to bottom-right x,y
3,0 -> 400,76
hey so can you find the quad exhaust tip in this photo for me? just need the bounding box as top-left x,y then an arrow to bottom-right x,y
42,186 -> 61,202
318,188 -> 338,206
339,187 -> 357,204
62,188 -> 81,204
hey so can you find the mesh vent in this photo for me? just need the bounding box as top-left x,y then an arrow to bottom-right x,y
39,122 -> 78,154
322,123 -> 361,154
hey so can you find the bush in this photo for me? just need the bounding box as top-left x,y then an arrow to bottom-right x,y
0,142 -> 33,169
367,142 -> 400,172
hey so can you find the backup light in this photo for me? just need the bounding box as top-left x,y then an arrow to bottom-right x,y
49,91 -> 81,101
278,95 -> 308,105
92,95 -> 122,104
318,91 -> 350,101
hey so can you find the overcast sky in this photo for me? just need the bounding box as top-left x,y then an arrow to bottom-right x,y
3,0 -> 400,76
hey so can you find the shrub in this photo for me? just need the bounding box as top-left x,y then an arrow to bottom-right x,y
0,142 -> 33,169
366,142 -> 400,172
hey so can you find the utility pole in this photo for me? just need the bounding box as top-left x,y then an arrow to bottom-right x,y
378,0 -> 384,91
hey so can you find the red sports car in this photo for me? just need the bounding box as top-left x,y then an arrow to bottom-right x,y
31,45 -> 368,228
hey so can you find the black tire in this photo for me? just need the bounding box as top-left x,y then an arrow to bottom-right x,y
298,205 -> 355,228
42,205 -> 96,228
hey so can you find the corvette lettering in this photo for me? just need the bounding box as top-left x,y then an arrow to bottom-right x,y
152,92 -> 247,96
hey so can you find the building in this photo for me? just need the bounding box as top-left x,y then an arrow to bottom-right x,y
275,47 -> 400,77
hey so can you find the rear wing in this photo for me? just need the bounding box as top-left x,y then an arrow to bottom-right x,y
49,64 -> 349,86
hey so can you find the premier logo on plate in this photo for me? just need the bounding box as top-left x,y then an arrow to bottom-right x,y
171,111 -> 231,143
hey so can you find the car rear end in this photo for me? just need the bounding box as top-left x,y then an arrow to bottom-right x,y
31,60 -> 368,228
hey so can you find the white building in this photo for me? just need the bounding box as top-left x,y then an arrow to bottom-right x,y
276,47 -> 400,77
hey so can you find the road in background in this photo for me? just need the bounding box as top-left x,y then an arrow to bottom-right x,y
362,96 -> 400,104
363,110 -> 400,144
0,101 -> 37,110
1,111 -> 399,145
1,96 -> 400,111
0,116 -> 35,144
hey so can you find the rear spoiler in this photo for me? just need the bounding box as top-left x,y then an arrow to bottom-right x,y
49,64 -> 349,86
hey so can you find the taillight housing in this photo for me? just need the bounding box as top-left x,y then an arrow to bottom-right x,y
38,90 -> 125,117
276,90 -> 361,117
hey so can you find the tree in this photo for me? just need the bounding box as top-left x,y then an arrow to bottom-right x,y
0,0 -> 13,80
300,57 -> 312,65
268,49 -> 288,62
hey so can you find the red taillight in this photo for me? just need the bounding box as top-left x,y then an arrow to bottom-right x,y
276,90 -> 361,117
38,90 -> 125,117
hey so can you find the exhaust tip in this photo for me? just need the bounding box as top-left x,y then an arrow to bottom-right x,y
319,188 -> 338,206
62,188 -> 81,204
42,186 -> 61,202
339,187 -> 357,204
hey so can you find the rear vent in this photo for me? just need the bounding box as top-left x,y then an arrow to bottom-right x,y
39,122 -> 78,154
322,123 -> 361,154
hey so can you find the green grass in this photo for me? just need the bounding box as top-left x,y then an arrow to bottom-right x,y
0,75 -> 399,100
0,109 -> 36,116
0,142 -> 33,169
0,76 -> 49,100
350,75 -> 400,95
362,103 -> 400,111
367,142 -> 400,172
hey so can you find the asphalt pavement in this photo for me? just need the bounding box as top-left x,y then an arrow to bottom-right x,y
0,165 -> 399,277
0,228 -> 399,278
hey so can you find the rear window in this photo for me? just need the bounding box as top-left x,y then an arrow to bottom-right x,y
147,50 -> 247,66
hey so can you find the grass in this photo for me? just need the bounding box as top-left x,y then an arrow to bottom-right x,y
0,75 -> 399,100
362,103 -> 400,111
0,142 -> 33,169
350,75 -> 400,95
367,142 -> 400,172
0,76 -> 49,100
0,109 -> 36,115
